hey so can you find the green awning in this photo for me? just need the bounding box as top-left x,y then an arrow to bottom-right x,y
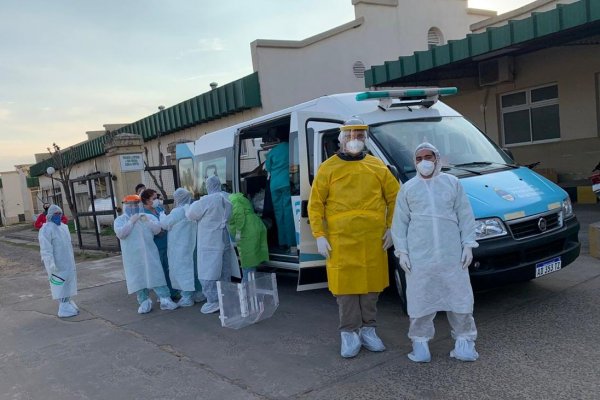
30,72 -> 262,177
365,0 -> 600,87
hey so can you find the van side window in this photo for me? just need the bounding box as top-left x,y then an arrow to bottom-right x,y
306,120 -> 342,184
195,148 -> 233,195
178,158 -> 196,197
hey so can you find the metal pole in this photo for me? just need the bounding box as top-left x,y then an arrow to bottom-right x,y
50,176 -> 56,203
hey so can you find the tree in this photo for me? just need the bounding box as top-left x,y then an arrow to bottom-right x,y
142,106 -> 169,202
46,142 -> 79,218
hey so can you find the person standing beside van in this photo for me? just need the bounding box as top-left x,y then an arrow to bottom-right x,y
308,118 -> 399,358
159,188 -> 205,307
391,142 -> 480,363
265,129 -> 296,251
228,192 -> 269,281
140,189 -> 177,298
186,175 -> 236,314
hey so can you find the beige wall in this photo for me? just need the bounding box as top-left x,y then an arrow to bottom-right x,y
0,171 -> 27,224
252,0 -> 491,113
440,44 -> 600,181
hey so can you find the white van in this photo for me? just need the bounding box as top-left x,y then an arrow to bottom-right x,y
177,88 -> 580,308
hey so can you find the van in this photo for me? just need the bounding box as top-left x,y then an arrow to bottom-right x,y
176,88 -> 580,310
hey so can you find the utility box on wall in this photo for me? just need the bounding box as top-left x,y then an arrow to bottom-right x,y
479,56 -> 514,86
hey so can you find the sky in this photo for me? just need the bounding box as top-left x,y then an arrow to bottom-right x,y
0,0 -> 534,172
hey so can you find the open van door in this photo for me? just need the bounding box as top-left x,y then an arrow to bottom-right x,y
294,111 -> 344,291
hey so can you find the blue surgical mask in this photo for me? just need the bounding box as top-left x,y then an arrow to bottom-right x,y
50,214 -> 62,225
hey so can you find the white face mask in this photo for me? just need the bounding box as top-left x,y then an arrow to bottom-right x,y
416,160 -> 435,177
346,139 -> 365,154
152,199 -> 163,208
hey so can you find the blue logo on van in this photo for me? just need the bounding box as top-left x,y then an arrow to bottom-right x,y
494,188 -> 515,201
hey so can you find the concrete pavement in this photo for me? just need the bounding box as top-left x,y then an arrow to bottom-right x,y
1,205 -> 599,399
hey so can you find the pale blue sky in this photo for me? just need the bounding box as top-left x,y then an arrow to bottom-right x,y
0,0 -> 532,171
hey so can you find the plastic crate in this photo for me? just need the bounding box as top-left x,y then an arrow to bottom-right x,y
216,272 -> 279,329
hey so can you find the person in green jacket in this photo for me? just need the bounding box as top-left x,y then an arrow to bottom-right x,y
228,192 -> 269,281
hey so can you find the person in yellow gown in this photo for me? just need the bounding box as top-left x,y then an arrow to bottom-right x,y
308,118 -> 399,358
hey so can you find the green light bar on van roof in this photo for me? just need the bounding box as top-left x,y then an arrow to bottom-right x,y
356,87 -> 458,101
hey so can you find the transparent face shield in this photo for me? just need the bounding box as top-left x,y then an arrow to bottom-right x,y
123,202 -> 143,217
339,129 -> 368,154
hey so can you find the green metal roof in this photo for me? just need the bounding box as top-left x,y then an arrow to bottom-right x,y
113,72 -> 261,140
26,176 -> 40,188
30,72 -> 261,177
365,0 -> 600,87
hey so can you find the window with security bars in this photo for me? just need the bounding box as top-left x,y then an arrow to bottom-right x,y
501,84 -> 560,146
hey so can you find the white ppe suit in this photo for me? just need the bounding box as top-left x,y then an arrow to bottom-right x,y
114,212 -> 167,294
186,176 -> 239,305
391,142 -> 479,349
160,202 -> 197,292
39,205 -> 77,301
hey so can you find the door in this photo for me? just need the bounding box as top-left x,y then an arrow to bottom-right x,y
295,111 -> 344,291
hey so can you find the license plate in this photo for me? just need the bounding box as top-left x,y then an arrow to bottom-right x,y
535,257 -> 562,278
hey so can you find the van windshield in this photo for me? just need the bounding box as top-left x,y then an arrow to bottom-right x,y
369,117 -> 514,180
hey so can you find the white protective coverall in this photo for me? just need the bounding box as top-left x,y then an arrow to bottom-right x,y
159,188 -> 197,292
391,142 -> 479,346
186,176 -> 239,305
114,210 -> 167,294
39,205 -> 78,301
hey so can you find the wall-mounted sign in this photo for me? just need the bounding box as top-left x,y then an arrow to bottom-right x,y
119,154 -> 144,172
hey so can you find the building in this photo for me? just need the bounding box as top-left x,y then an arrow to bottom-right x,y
27,0 -> 496,214
0,165 -> 36,226
365,0 -> 600,201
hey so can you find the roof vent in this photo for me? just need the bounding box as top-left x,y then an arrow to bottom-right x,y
427,27 -> 444,49
210,82 -> 218,90
353,61 -> 365,78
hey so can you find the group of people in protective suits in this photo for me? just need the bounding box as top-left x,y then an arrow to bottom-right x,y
39,176 -> 269,318
308,119 -> 480,362
114,176 -> 269,315
38,118 -> 479,363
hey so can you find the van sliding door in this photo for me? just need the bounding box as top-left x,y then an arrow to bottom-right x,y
295,111 -> 343,291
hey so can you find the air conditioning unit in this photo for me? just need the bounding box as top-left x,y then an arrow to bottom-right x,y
478,56 -> 514,86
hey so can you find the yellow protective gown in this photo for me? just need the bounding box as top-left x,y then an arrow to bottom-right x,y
308,154 -> 399,295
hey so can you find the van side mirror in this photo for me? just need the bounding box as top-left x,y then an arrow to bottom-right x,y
502,148 -> 515,162
387,165 -> 400,181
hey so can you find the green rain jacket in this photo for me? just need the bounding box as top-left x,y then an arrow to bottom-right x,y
228,193 -> 269,268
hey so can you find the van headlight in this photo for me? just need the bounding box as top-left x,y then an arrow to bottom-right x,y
475,218 -> 507,240
562,197 -> 574,219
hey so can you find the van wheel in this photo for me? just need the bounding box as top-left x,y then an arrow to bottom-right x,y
388,252 -> 408,315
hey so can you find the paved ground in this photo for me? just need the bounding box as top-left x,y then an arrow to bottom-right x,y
1,205 -> 599,399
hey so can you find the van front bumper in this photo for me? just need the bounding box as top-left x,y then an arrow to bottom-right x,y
469,216 -> 580,289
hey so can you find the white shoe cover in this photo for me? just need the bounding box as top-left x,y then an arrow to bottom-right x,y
359,327 -> 386,352
340,331 -> 362,358
58,302 -> 79,318
194,292 -> 207,303
159,297 -> 179,311
137,299 -> 152,314
177,296 -> 194,307
69,300 -> 79,311
200,302 -> 220,314
408,340 -> 431,363
450,338 -> 479,361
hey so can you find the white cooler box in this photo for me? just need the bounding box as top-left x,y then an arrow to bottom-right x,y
216,272 -> 279,329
